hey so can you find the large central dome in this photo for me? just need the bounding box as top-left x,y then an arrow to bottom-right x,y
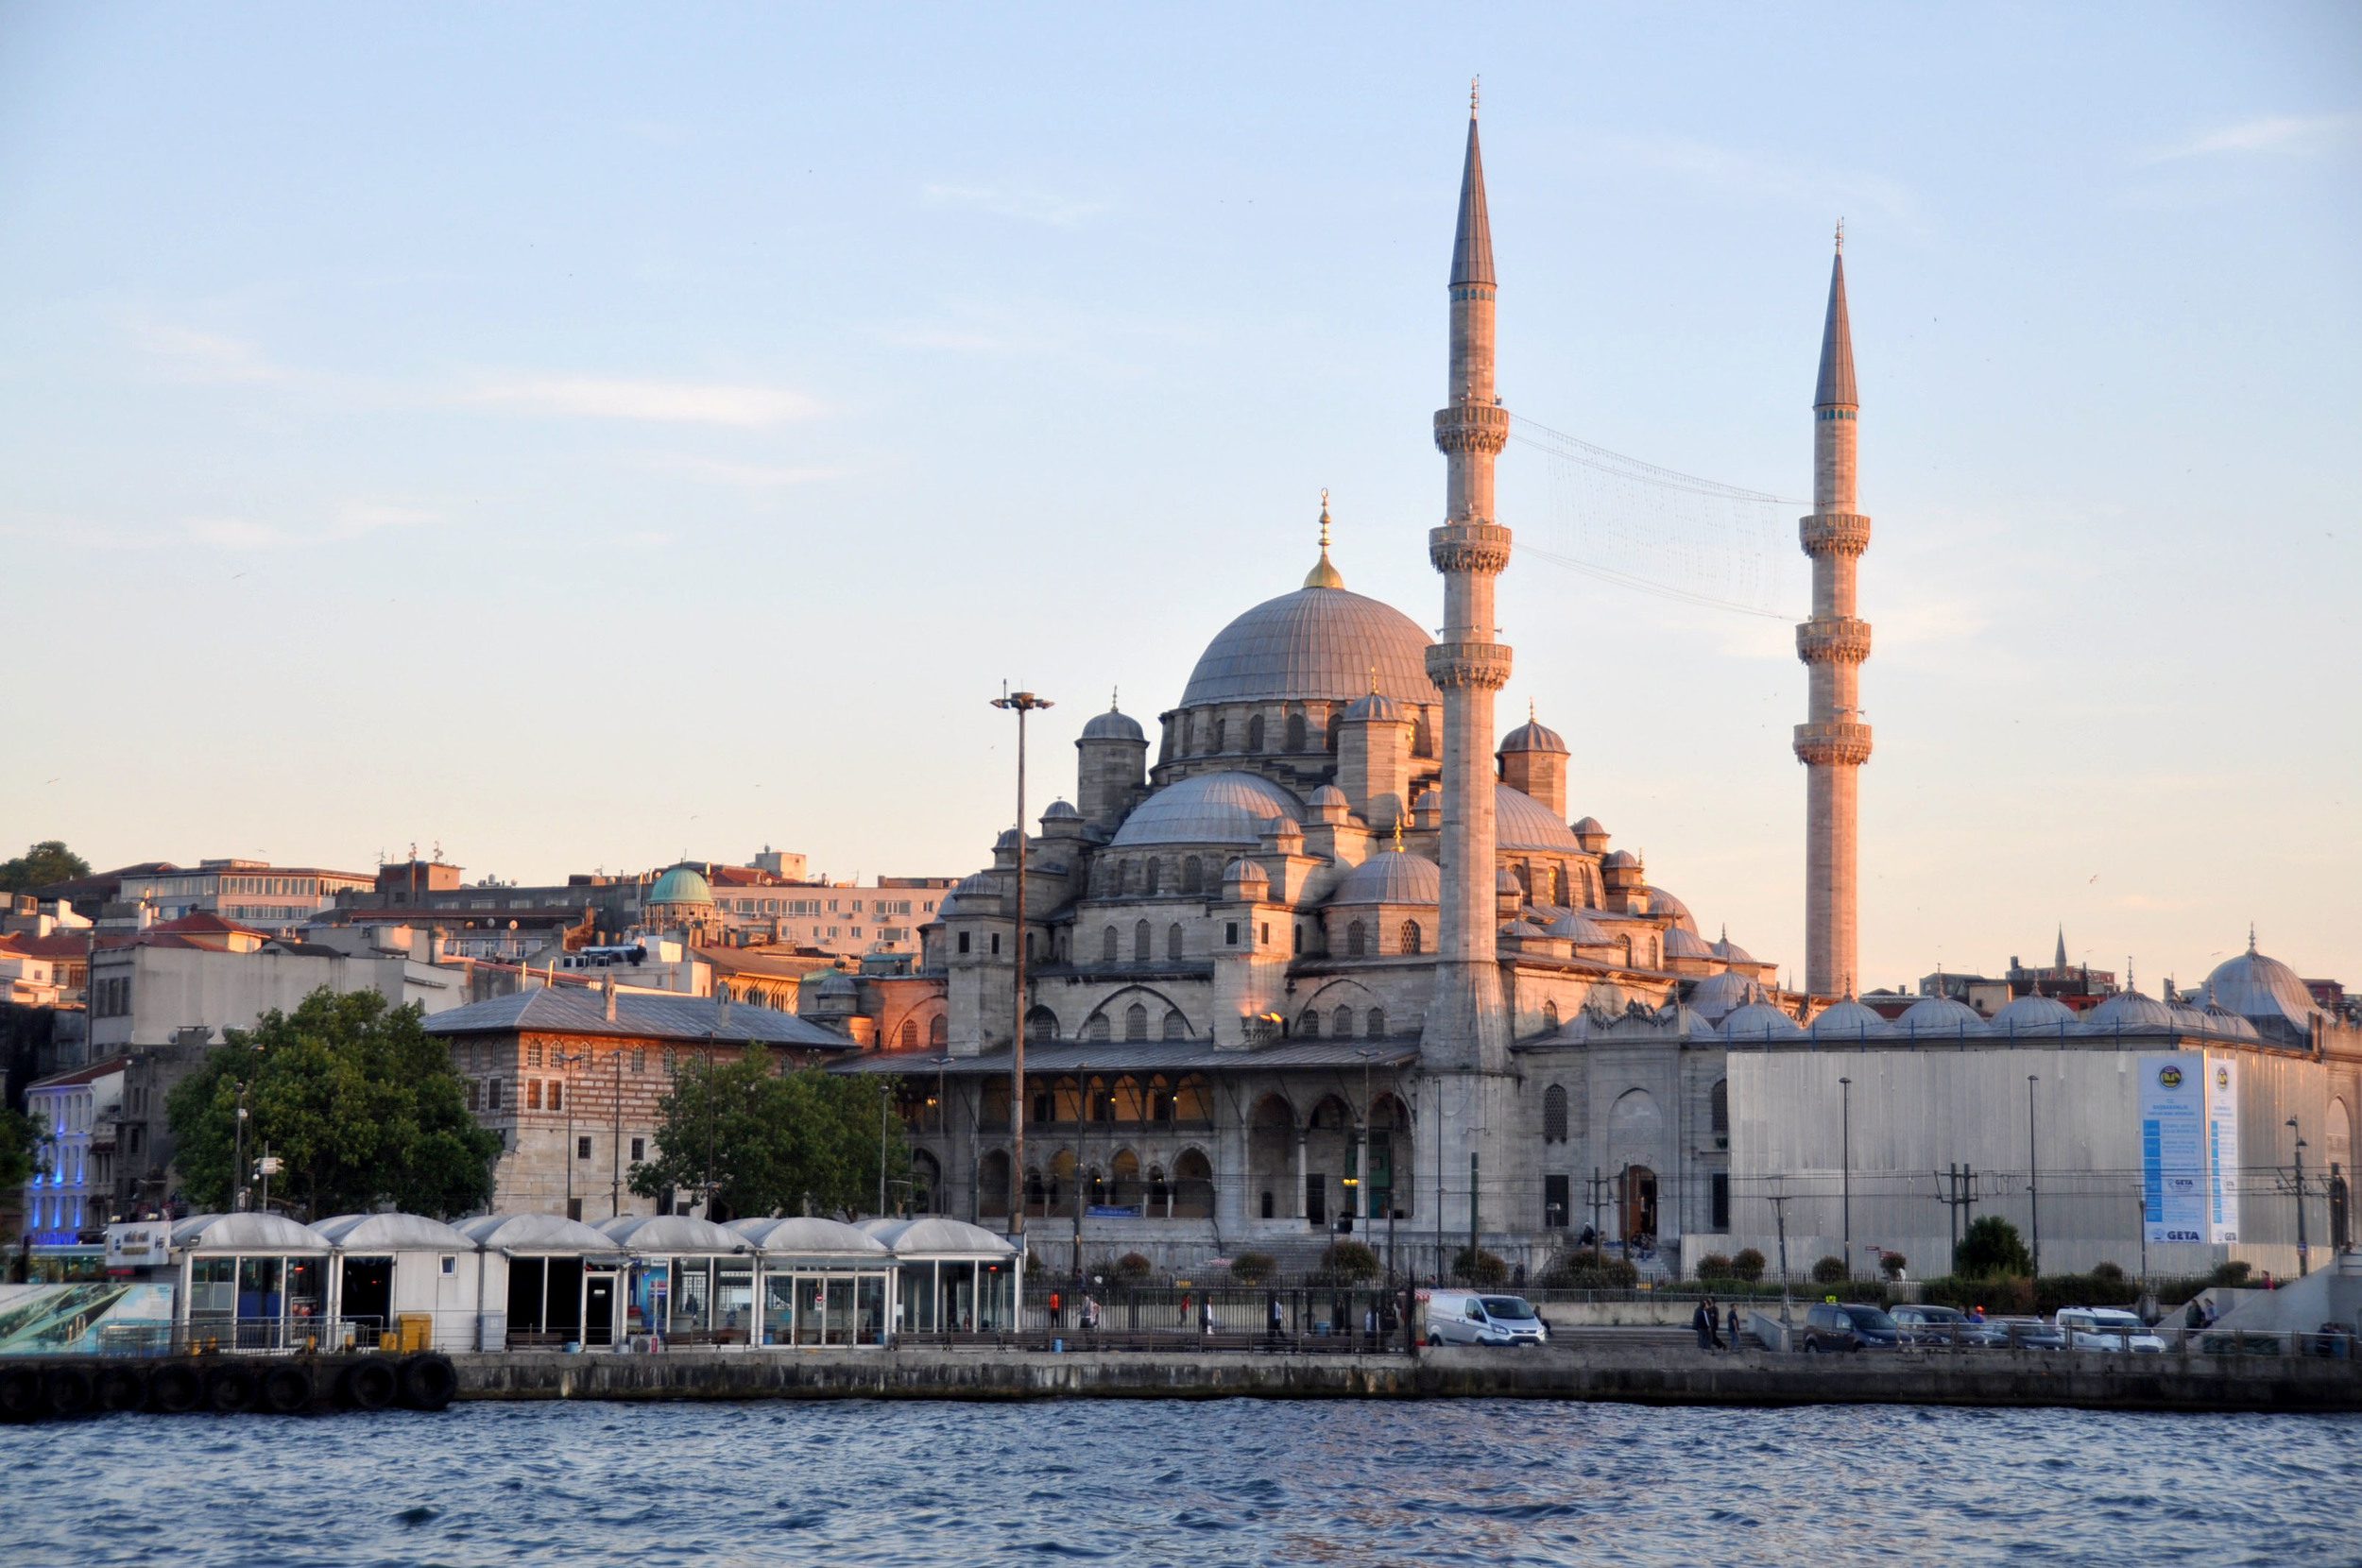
1179,584 -> 1441,708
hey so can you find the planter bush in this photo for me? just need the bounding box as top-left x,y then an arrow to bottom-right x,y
1729,1249 -> 1767,1283
1454,1246 -> 1510,1287
1228,1252 -> 1276,1287
1314,1240 -> 1380,1285
1879,1253 -> 1908,1282
1810,1255 -> 1848,1286
1113,1253 -> 1155,1285
1542,1253 -> 1637,1290
1696,1253 -> 1734,1281
1955,1217 -> 2032,1279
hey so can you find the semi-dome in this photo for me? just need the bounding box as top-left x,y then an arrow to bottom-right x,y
1109,771 -> 1303,847
1547,912 -> 1610,945
1080,705 -> 1146,743
1497,783 -> 1583,853
1723,1001 -> 1805,1041
1990,993 -> 2077,1034
2080,987 -> 2177,1033
1332,850 -> 1441,905
1895,995 -> 1991,1038
1711,930 -> 1755,964
1498,716 -> 1567,755
2203,941 -> 2325,1036
1645,886 -> 1697,932
1664,926 -> 1715,961
1179,584 -> 1441,708
647,864 -> 715,907
1807,998 -> 1891,1040
1687,969 -> 1761,1023
1041,799 -> 1081,821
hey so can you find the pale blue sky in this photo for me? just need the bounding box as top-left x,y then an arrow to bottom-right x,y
3,3 -> 2356,991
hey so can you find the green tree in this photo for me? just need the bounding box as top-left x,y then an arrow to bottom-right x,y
629,1047 -> 907,1220
0,1106 -> 46,1190
166,988 -> 500,1219
0,841 -> 90,894
1955,1215 -> 2033,1279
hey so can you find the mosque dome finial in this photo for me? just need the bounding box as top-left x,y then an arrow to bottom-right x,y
1303,489 -> 1344,589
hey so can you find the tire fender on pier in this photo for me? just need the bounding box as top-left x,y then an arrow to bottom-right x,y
398,1354 -> 457,1411
205,1364 -> 260,1415
339,1358 -> 396,1411
260,1364 -> 314,1415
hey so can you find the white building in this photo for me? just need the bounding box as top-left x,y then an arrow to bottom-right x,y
111,860 -> 375,933
21,1056 -> 128,1248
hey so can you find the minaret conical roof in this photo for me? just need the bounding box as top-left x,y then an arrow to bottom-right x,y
1450,106 -> 1495,287
1814,236 -> 1857,408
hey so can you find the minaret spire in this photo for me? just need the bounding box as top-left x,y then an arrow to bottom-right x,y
2055,925 -> 2067,969
1422,94 -> 1514,1077
1795,225 -> 1873,997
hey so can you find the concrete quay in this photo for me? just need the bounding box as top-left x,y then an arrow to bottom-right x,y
454,1345 -> 2362,1414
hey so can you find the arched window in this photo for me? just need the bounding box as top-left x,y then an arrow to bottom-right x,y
1515,861 -> 1532,897
1133,920 -> 1152,962
1148,1165 -> 1171,1214
1145,859 -> 1161,895
1124,1002 -> 1149,1041
1299,1011 -> 1321,1037
1551,865 -> 1568,905
1161,1008 -> 1188,1040
930,1014 -> 950,1048
1412,708 -> 1434,757
1172,1149 -> 1214,1219
1246,714 -> 1265,752
1172,1073 -> 1213,1124
1544,1083 -> 1569,1143
1285,712 -> 1307,753
1325,713 -> 1342,753
1366,1007 -> 1386,1037
1026,1006 -> 1059,1041
1102,926 -> 1119,964
1399,920 -> 1422,955
1024,1167 -> 1046,1215
1167,923 -> 1185,961
1346,920 -> 1367,958
1181,856 -> 1202,893
898,1018 -> 918,1050
1088,1014 -> 1112,1042
1542,999 -> 1559,1031
1147,1075 -> 1175,1123
1292,924 -> 1305,955
1109,1149 -> 1139,1203
1210,718 -> 1226,754
979,1150 -> 1011,1217
1711,1078 -> 1730,1136
1333,1005 -> 1354,1038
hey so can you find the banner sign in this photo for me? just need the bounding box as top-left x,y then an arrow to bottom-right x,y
2140,1055 -> 2208,1245
2205,1053 -> 2240,1245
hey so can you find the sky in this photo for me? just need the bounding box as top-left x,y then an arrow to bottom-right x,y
2,3 -> 2356,994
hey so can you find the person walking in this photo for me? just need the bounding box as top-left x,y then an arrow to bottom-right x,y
1726,1301 -> 1742,1349
1693,1297 -> 1717,1352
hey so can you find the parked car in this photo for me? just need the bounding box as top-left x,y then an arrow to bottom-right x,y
1890,1304 -> 2009,1347
1986,1316 -> 2066,1351
1799,1302 -> 1904,1353
1422,1290 -> 1549,1347
2057,1306 -> 2166,1354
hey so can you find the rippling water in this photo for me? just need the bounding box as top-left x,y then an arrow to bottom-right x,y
8,1399 -> 2355,1566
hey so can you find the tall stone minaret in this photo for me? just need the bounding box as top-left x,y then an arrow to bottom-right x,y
1421,91 -> 1514,1075
1795,226 -> 1873,997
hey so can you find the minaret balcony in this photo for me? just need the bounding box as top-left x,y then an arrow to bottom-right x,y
1795,618 -> 1874,666
1432,403 -> 1511,455
1428,522 -> 1513,575
1425,641 -> 1515,691
1792,721 -> 1874,767
1799,513 -> 1873,557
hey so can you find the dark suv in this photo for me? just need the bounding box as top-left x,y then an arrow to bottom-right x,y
1800,1302 -> 1904,1353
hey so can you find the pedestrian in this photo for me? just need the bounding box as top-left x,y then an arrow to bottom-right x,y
2184,1297 -> 2205,1332
1082,1294 -> 1100,1338
1726,1301 -> 1742,1348
1692,1297 -> 1717,1352
1268,1292 -> 1285,1348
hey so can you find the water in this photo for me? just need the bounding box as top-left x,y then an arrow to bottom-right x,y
8,1400 -> 2355,1566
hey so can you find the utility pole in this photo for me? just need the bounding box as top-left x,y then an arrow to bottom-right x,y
991,685 -> 1052,1260
1839,1076 -> 1853,1279
1466,1149 -> 1480,1280
610,1048 -> 624,1219
2288,1117 -> 2310,1278
1073,1063 -> 1090,1280
1936,1164 -> 1978,1272
231,1082 -> 250,1214
2027,1075 -> 2041,1277
1767,1190 -> 1796,1330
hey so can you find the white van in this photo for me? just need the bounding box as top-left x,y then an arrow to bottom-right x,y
1422,1289 -> 1549,1347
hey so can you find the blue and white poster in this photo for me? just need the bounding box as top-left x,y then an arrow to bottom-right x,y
2140,1054 -> 2207,1246
2204,1053 -> 2240,1244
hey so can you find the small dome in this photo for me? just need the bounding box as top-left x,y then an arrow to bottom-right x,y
1686,970 -> 1761,1023
1570,816 -> 1607,838
1990,992 -> 2077,1033
993,828 -> 1022,851
1042,799 -> 1082,821
1497,783 -> 1583,853
1547,912 -> 1610,945
1645,886 -> 1696,932
647,864 -> 715,907
804,967 -> 857,998
1807,998 -> 1892,1040
1711,930 -> 1755,964
1663,926 -> 1714,960
1496,867 -> 1524,893
1344,690 -> 1409,724
1602,850 -> 1638,869
1332,850 -> 1442,906
1722,1001 -> 1804,1041
1081,706 -> 1146,743
2201,999 -> 2261,1040
1896,995 -> 1991,1038
1308,784 -> 1350,809
1224,858 -> 1271,895
1498,715 -> 1568,756
1109,771 -> 1303,848
1261,815 -> 1301,841
2202,942 -> 2325,1036
2081,987 -> 2176,1033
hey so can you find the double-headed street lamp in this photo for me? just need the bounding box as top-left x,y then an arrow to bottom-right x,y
990,685 -> 1052,1255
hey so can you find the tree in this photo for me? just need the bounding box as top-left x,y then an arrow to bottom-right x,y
1811,1254 -> 1848,1285
1314,1240 -> 1379,1285
0,841 -> 89,894
166,988 -> 500,1219
0,1106 -> 45,1191
1955,1216 -> 2033,1279
629,1047 -> 906,1220
1729,1248 -> 1767,1282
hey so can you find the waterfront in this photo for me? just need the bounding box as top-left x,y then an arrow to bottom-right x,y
5,1400 -> 2353,1566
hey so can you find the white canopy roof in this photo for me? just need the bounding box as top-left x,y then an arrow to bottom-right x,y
599,1214 -> 749,1254
169,1213 -> 329,1253
725,1217 -> 889,1256
861,1217 -> 1019,1259
454,1212 -> 621,1253
310,1213 -> 477,1251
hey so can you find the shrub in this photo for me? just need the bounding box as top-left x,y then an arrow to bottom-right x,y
1454,1246 -> 1510,1287
1879,1253 -> 1908,1281
1955,1216 -> 2033,1279
1810,1255 -> 1848,1286
1544,1253 -> 1638,1290
2209,1260 -> 2252,1289
1697,1253 -> 1735,1281
1314,1240 -> 1380,1285
1113,1253 -> 1154,1285
1228,1252 -> 1275,1287
2033,1271 -> 2142,1316
1729,1249 -> 1767,1283
2091,1261 -> 2127,1285
1920,1273 -> 2035,1317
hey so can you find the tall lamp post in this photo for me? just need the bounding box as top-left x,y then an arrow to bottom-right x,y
990,685 -> 1052,1262
231,1082 -> 251,1213
1839,1076 -> 1853,1278
2027,1075 -> 2042,1277
556,1050 -> 586,1220
2287,1117 -> 2310,1278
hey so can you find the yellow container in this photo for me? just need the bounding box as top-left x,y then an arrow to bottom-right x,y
396,1313 -> 433,1353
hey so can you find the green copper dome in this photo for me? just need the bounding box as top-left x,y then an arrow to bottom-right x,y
647,864 -> 715,907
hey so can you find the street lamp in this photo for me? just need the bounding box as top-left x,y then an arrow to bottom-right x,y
990,684 -> 1052,1255
232,1082 -> 250,1213
2287,1117 -> 2310,1278
2027,1075 -> 2042,1277
556,1050 -> 587,1220
1839,1076 -> 1853,1278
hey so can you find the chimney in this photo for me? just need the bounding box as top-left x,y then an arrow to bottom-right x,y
603,970 -> 618,1022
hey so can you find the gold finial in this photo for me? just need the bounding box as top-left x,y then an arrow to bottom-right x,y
1835,216 -> 1844,254
1109,687 -> 1120,710
1393,816 -> 1404,852
1528,698 -> 1536,724
1368,665 -> 1378,694
1470,76 -> 1480,118
1303,489 -> 1345,589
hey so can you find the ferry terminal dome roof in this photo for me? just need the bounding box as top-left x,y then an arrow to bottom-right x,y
1179,584 -> 1442,709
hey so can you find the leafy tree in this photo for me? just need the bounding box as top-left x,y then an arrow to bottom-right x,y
1228,1252 -> 1276,1286
166,988 -> 500,1219
1696,1253 -> 1734,1280
1314,1240 -> 1380,1284
1880,1253 -> 1908,1281
1954,1215 -> 2033,1279
0,1107 -> 46,1191
1729,1248 -> 1767,1283
1810,1254 -> 1848,1285
0,841 -> 89,894
629,1047 -> 906,1220
1454,1245 -> 1509,1287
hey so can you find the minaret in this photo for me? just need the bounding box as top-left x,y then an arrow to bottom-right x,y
1794,224 -> 1873,997
1421,88 -> 1514,1074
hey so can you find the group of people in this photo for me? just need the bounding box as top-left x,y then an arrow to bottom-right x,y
1691,1297 -> 1744,1352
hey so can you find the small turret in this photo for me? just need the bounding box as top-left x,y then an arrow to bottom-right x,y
1076,690 -> 1148,832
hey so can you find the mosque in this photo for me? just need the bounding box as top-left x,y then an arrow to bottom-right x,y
798,103 -> 2361,1283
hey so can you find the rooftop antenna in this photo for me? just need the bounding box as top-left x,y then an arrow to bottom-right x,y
1835,216 -> 1845,254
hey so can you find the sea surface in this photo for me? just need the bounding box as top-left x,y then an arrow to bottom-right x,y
8,1399 -> 2355,1566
